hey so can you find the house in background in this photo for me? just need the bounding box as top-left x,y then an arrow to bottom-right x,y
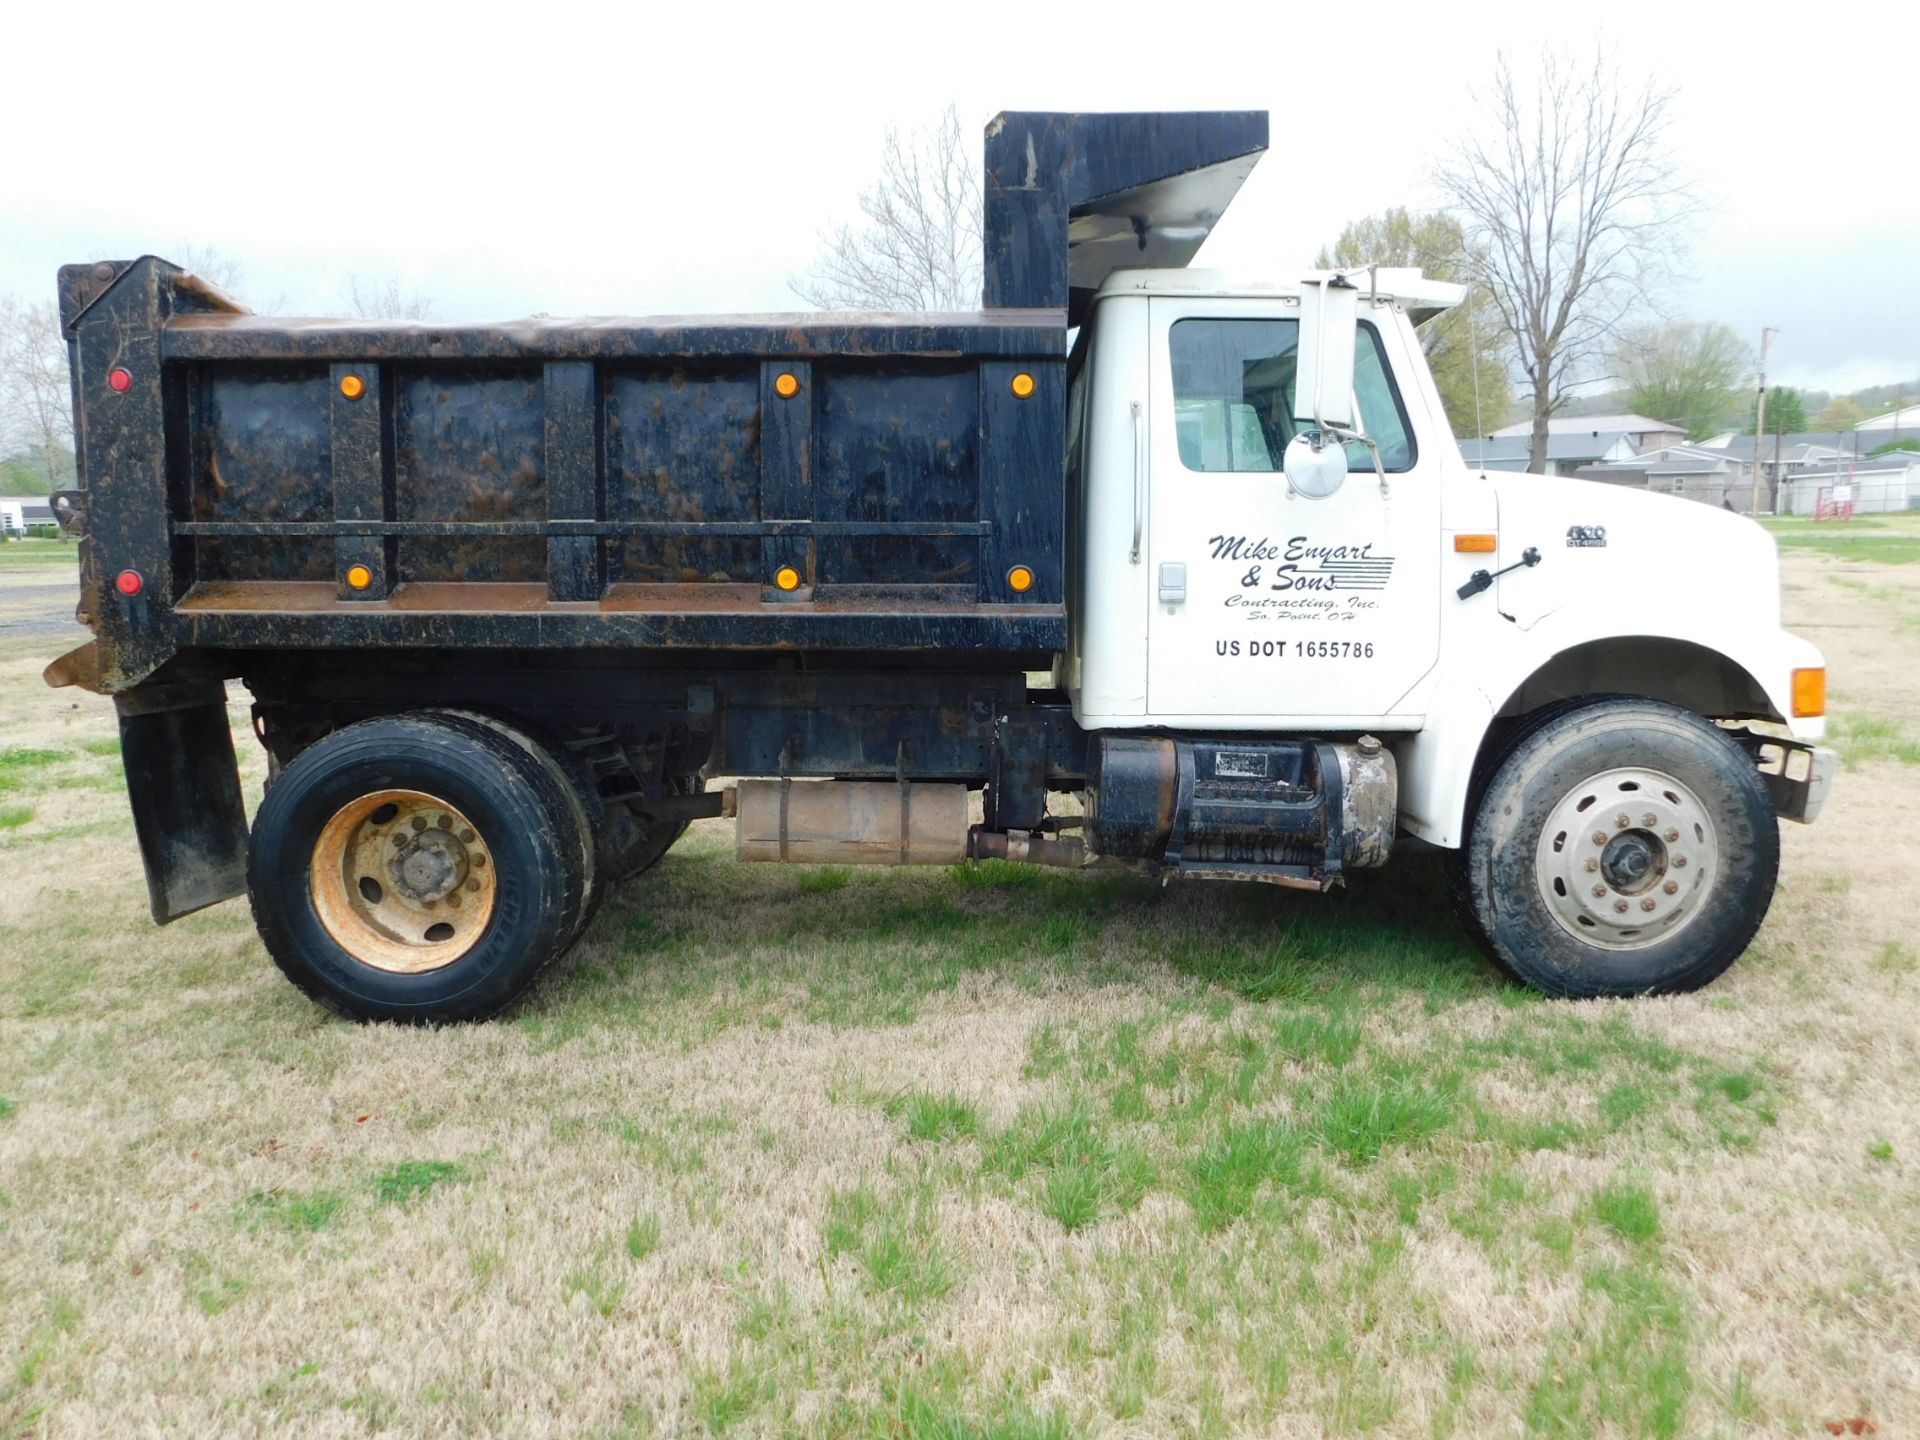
1491,413 -> 1689,451
0,499 -> 56,537
1776,455 -> 1920,516
1576,444 -> 1754,509
1457,430 -> 1637,477
1856,404 -> 1920,436
1457,410 -> 1914,513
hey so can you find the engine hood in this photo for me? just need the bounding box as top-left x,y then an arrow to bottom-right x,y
1487,474 -> 1781,632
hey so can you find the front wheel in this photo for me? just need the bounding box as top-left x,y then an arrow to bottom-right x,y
1455,699 -> 1779,997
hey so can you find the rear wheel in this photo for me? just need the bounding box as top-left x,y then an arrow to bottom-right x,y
601,773 -> 704,884
248,713 -> 592,1023
1456,699 -> 1778,997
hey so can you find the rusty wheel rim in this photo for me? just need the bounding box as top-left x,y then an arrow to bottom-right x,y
310,789 -> 498,974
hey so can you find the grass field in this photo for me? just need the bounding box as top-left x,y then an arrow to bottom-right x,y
1,546 -> 1916,1438
0,539 -> 82,567
1761,509 -> 1920,565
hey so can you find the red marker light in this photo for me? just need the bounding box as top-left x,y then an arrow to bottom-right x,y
115,569 -> 144,597
107,367 -> 133,393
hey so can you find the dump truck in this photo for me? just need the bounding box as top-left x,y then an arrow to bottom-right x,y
46,109 -> 1836,1022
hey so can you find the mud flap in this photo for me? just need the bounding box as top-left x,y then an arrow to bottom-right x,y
115,681 -> 249,923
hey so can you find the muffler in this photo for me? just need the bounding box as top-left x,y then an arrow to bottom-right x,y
735,779 -> 968,865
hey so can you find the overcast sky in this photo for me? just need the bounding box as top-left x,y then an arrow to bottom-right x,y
3,0 -> 1913,394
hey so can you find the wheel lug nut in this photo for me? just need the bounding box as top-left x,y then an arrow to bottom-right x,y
466,879 -> 480,893
1593,832 -> 1609,846
471,854 -> 486,868
1663,880 -> 1679,895
460,829 -> 475,843
1673,856 -> 1687,869
1640,898 -> 1657,912
1592,884 -> 1608,898
1616,814 -> 1631,828
393,833 -> 408,847
446,893 -> 461,909
1641,813 -> 1656,827
437,815 -> 452,830
411,816 -> 428,832
1585,858 -> 1600,872
1614,900 -> 1630,913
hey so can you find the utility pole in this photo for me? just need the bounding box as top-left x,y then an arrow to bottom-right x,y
1750,327 -> 1777,515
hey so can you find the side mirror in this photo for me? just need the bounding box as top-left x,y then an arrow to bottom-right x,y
1295,276 -> 1359,429
1282,431 -> 1349,498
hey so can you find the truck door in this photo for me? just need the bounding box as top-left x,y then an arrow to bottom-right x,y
1145,299 -> 1441,724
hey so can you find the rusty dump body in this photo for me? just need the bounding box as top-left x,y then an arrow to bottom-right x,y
51,110 -> 1268,698
48,110 -> 1272,924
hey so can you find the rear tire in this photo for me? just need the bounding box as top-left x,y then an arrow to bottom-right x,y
1456,699 -> 1778,998
420,709 -> 603,939
602,774 -> 704,884
248,713 -> 592,1023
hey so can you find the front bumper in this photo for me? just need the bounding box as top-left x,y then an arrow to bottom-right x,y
1731,728 -> 1838,824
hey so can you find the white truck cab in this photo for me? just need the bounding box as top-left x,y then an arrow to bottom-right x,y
1067,266 -> 1833,995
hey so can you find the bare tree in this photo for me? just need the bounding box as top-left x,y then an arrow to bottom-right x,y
342,274 -> 435,321
0,295 -> 75,486
792,106 -> 982,311
1435,50 -> 1692,472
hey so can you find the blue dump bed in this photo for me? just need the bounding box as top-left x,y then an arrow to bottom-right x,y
53,111 -> 1266,692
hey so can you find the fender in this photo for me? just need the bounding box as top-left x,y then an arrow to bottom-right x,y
1396,607 -> 1825,848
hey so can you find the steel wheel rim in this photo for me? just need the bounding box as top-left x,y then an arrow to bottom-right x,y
310,788 -> 498,974
1534,766 -> 1719,952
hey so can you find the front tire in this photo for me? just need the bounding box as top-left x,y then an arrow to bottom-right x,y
248,714 -> 593,1023
1456,699 -> 1779,997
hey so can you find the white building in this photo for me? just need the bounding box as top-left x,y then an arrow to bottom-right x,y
1,499 -> 56,537
1775,457 -> 1920,516
1857,404 -> 1920,434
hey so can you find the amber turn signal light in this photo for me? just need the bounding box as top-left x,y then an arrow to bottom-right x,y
774,373 -> 800,399
1010,372 -> 1035,398
1006,564 -> 1035,593
1791,667 -> 1826,718
346,564 -> 373,590
1453,533 -> 1497,553
339,374 -> 366,400
774,565 -> 801,591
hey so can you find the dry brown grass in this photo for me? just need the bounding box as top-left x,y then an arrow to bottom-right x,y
0,549 -> 1915,1438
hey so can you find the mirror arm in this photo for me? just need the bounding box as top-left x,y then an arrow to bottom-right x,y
1318,422 -> 1390,499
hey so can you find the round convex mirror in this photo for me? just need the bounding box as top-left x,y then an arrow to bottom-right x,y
1282,432 -> 1349,498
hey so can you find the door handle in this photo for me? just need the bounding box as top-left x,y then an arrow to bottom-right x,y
1129,399 -> 1145,564
1158,562 -> 1186,604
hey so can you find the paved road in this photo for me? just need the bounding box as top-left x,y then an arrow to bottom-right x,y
0,567 -> 88,649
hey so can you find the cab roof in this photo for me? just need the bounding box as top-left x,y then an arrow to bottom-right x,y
1091,267 -> 1468,323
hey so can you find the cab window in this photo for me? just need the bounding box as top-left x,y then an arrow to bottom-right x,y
1169,318 -> 1414,473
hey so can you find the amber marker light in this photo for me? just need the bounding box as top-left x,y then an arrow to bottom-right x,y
1791,667 -> 1826,718
774,373 -> 800,398
115,569 -> 143,596
1006,564 -> 1035,593
107,367 -> 133,393
1453,533 -> 1497,553
339,374 -> 366,400
346,564 -> 374,591
1010,372 -> 1035,398
774,565 -> 801,591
